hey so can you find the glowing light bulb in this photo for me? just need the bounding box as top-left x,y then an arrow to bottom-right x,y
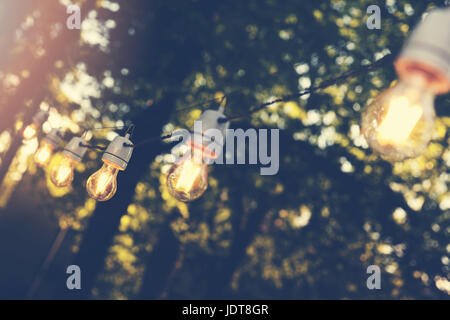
49,137 -> 87,188
23,124 -> 38,140
165,108 -> 229,202
362,8 -> 450,161
35,141 -> 55,167
361,76 -> 435,161
85,133 -> 134,202
50,157 -> 75,187
34,129 -> 62,168
23,110 -> 48,140
86,162 -> 119,201
167,154 -> 208,202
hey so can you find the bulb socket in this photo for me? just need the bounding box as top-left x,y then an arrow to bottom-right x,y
101,134 -> 134,170
395,8 -> 450,94
43,128 -> 63,147
186,109 -> 229,164
62,137 -> 88,163
32,110 -> 49,126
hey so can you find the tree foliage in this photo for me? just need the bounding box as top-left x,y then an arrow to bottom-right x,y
0,0 -> 448,299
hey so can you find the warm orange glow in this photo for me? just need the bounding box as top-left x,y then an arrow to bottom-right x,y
55,165 -> 71,183
34,142 -> 54,167
361,76 -> 436,161
95,170 -> 114,194
377,96 -> 423,146
23,124 -> 38,140
167,154 -> 208,202
86,162 -> 119,201
174,158 -> 203,193
50,157 -> 75,187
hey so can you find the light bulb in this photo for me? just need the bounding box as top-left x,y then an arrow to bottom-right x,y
50,156 -> 75,187
34,128 -> 62,168
166,154 -> 208,202
23,124 -> 38,140
35,141 -> 55,167
165,108 -> 229,202
86,161 -> 120,201
23,110 -> 48,140
49,137 -> 87,188
361,75 -> 435,161
85,133 -> 134,202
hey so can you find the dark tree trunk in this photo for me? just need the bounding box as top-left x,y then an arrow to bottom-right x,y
56,79 -> 200,295
206,193 -> 270,299
0,100 -> 45,186
202,131 -> 424,299
137,215 -> 182,300
58,96 -> 176,299
50,0 -> 215,299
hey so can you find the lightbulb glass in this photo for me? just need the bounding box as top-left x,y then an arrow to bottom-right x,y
23,124 -> 38,140
35,141 -> 55,167
86,161 -> 120,201
361,77 -> 435,161
50,156 -> 76,188
166,153 -> 208,202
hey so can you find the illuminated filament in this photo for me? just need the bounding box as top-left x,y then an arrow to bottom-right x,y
86,162 -> 119,201
95,170 -> 115,195
377,96 -> 423,145
23,125 -> 37,140
35,142 -> 54,167
174,158 -> 203,193
56,165 -> 71,182
51,157 -> 75,187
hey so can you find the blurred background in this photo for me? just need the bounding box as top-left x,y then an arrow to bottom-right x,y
0,0 -> 448,299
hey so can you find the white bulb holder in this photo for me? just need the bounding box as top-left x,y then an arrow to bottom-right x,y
32,110 -> 49,126
62,137 -> 88,163
395,8 -> 450,94
43,128 -> 63,147
187,108 -> 229,164
101,134 -> 134,170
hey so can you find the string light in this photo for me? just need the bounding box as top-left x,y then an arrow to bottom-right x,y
34,129 -> 62,168
23,110 -> 48,140
167,108 -> 229,202
361,76 -> 436,161
361,8 -> 450,161
50,137 -> 88,188
86,133 -> 134,201
18,8 -> 449,203
167,152 -> 209,202
28,54 -> 395,200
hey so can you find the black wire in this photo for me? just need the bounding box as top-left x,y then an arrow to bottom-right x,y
174,92 -> 230,113
125,123 -> 136,136
222,54 -> 394,122
74,55 -> 392,151
79,143 -> 107,151
124,134 -> 179,148
80,125 -> 130,131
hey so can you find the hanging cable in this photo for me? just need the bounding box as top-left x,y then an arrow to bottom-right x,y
75,55 -> 393,151
220,54 -> 394,122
